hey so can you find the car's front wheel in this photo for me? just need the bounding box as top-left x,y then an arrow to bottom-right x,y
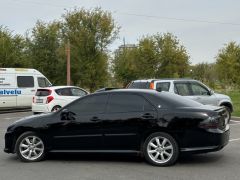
143,132 -> 179,166
15,132 -> 45,162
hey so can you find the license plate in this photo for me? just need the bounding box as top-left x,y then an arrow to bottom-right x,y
36,99 -> 43,103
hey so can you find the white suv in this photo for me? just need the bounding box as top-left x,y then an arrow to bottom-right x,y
127,79 -> 233,121
32,86 -> 88,114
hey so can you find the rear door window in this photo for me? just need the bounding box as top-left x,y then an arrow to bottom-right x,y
55,88 -> 72,96
107,93 -> 145,113
156,82 -> 170,92
17,76 -> 34,88
174,82 -> 191,96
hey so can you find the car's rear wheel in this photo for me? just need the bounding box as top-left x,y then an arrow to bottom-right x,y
51,105 -> 61,112
16,132 -> 45,162
143,132 -> 179,166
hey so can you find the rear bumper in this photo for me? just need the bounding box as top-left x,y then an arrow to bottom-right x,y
32,103 -> 50,113
178,127 -> 230,154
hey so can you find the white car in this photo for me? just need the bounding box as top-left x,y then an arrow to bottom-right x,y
32,86 -> 88,114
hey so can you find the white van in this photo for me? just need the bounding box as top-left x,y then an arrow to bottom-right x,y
0,68 -> 52,110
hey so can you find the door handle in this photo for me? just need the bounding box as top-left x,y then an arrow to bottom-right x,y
141,113 -> 154,119
90,116 -> 102,122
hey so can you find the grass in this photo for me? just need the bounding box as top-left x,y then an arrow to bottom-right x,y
217,90 -> 240,117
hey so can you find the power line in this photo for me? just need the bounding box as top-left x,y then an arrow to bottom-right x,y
115,11 -> 240,26
7,0 -> 240,26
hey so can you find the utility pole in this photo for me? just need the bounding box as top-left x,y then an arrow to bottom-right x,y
66,39 -> 71,86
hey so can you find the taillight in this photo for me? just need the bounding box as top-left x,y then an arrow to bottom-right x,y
150,82 -> 154,89
32,97 -> 35,103
199,116 -> 219,129
46,96 -> 54,104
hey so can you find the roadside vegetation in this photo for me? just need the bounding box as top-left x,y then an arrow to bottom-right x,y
220,90 -> 240,116
0,7 -> 239,114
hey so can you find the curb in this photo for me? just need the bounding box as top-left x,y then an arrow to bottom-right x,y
231,116 -> 240,121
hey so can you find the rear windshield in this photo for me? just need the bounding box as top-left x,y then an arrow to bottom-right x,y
35,89 -> 51,96
128,82 -> 150,89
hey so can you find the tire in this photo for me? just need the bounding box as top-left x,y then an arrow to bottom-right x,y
15,131 -> 45,162
222,106 -> 231,123
51,105 -> 61,112
143,132 -> 179,166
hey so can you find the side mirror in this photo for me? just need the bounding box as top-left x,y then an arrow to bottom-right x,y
209,89 -> 214,95
60,109 -> 76,120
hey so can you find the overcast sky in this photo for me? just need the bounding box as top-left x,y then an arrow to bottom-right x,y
1,0 -> 240,64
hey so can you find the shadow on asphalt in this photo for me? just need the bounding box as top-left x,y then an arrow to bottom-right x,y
43,152 -> 223,165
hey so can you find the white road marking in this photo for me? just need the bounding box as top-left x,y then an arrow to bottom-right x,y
229,138 -> 240,142
230,120 -> 240,123
229,123 -> 240,126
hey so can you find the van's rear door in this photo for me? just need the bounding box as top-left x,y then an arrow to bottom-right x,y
0,74 -> 17,108
16,75 -> 35,107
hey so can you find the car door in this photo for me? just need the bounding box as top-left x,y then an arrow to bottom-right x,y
55,88 -> 76,106
16,75 -> 35,107
188,82 -> 218,105
0,74 -> 17,108
102,93 -> 157,151
49,94 -> 108,150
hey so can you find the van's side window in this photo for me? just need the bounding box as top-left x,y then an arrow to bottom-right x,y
17,76 -> 34,88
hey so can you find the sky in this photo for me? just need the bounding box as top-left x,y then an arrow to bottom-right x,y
1,0 -> 240,64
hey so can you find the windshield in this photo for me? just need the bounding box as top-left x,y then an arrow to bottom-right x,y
38,77 -> 52,87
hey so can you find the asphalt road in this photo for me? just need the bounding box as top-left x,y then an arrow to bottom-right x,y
0,112 -> 240,180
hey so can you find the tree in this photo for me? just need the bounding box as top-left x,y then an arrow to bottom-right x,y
62,8 -> 119,91
191,62 -> 217,88
113,46 -> 139,86
26,21 -> 64,85
0,26 -> 29,67
216,42 -> 240,88
154,33 -> 190,78
113,33 -> 190,85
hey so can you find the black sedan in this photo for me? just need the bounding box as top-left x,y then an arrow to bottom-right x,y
4,89 -> 229,166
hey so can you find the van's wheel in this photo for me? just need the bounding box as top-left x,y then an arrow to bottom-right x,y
143,132 -> 179,166
15,132 -> 45,162
51,106 -> 61,112
222,106 -> 231,123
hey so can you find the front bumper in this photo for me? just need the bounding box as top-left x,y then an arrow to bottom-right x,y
4,131 -> 15,154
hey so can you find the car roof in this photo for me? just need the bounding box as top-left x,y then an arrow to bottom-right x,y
132,78 -> 198,82
38,86 -> 80,90
94,88 -> 160,95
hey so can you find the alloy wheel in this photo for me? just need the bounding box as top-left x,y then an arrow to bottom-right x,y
147,136 -> 174,164
19,136 -> 44,161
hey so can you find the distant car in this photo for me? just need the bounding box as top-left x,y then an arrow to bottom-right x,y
127,79 -> 233,122
32,86 -> 88,113
5,89 -> 229,166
